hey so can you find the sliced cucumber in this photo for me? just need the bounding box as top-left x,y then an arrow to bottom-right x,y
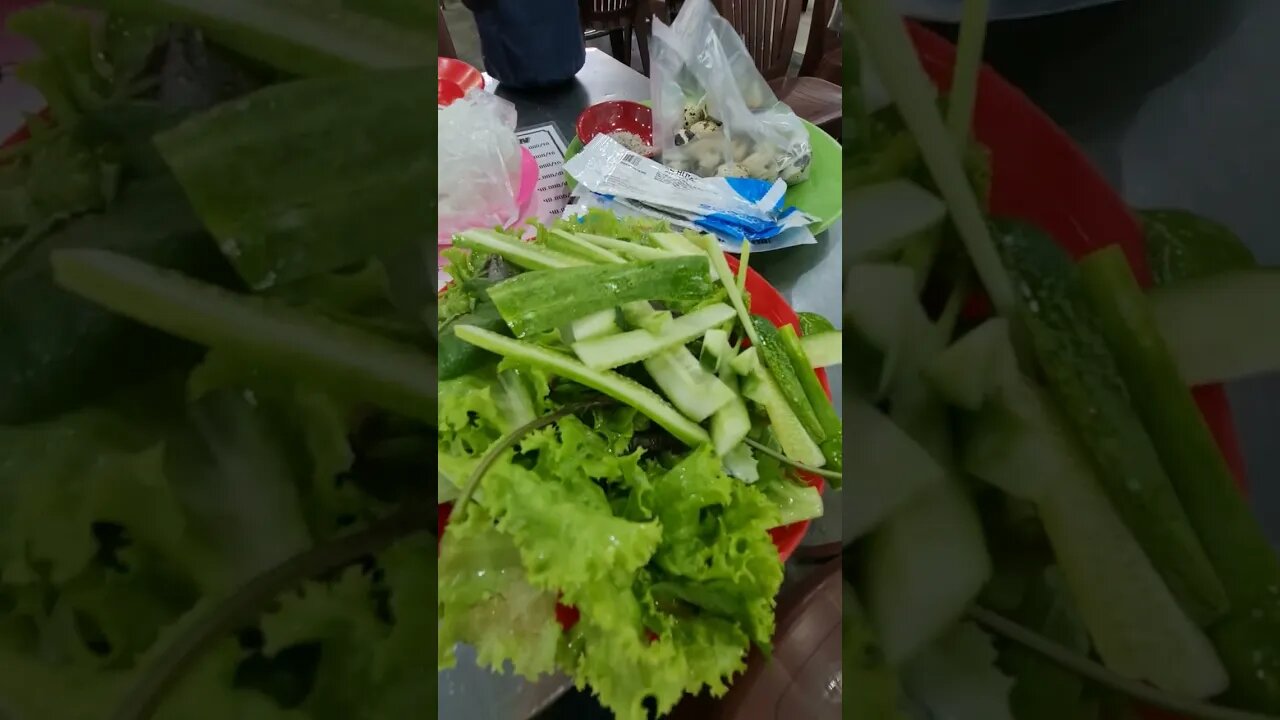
994,220 -> 1227,625
454,229 -> 587,270
843,398 -> 944,542
761,477 -> 824,526
1080,247 -> 1280,709
924,319 -> 1019,412
710,368 -> 752,457
751,317 -> 825,443
486,256 -> 714,337
730,346 -> 759,376
1149,269 -> 1280,385
692,232 -> 761,347
846,263 -> 933,394
571,303 -> 736,370
51,249 -> 436,423
779,324 -> 841,477
1141,209 -> 1257,288
648,232 -> 703,256
576,232 -> 673,261
742,365 -> 825,467
643,347 -> 735,422
722,442 -> 759,483
439,299 -> 508,381
846,179 -> 948,262
699,327 -> 733,374
635,311 -> 673,334
619,300 -> 658,328
545,228 -> 626,264
454,325 -> 709,447
865,476 -> 990,665
800,331 -> 842,368
797,311 -> 837,337
563,309 -> 621,343
963,388 -> 1228,698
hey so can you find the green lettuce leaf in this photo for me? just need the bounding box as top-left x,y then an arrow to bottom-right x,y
0,633 -> 302,720
0,407 -> 178,585
566,576 -> 751,720
7,5 -> 108,121
161,389 -> 314,591
647,446 -> 782,650
484,452 -> 662,596
437,506 -> 562,678
187,351 -> 365,537
371,536 -> 436,704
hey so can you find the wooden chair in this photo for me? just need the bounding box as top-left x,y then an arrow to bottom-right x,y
799,0 -> 841,84
579,0 -> 653,75
714,0 -> 842,140
438,6 -> 457,59
713,0 -> 804,82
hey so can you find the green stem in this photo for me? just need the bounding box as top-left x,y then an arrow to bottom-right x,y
111,502 -> 434,720
947,0 -> 990,142
969,606 -> 1280,720
744,437 -> 842,481
852,0 -> 1017,316
451,400 -> 609,520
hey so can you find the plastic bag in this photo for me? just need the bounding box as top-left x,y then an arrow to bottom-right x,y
650,0 -> 813,185
437,90 -> 522,242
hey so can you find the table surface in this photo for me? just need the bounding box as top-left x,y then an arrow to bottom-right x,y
443,47 -> 846,719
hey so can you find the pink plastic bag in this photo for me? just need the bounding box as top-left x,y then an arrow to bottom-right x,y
437,90 -> 524,243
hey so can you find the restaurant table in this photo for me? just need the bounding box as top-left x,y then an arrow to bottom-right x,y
924,0 -> 1280,548
441,46 -> 845,720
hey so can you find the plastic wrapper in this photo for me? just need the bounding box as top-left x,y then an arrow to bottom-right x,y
650,0 -> 813,186
563,134 -> 816,253
437,90 -> 522,242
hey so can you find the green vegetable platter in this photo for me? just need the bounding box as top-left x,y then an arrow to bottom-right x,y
437,211 -> 842,719
564,113 -> 844,238
0,3 -> 441,720
845,3 -> 1280,720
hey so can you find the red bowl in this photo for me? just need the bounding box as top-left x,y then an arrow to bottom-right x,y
909,21 -> 1246,720
438,79 -> 464,107
575,100 -> 654,148
438,57 -> 484,94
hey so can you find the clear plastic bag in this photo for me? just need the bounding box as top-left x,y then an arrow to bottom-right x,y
437,90 -> 523,242
650,0 -> 813,185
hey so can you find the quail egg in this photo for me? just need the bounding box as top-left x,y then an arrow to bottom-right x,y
715,162 -> 750,178
682,100 -> 707,128
779,151 -> 813,185
672,128 -> 695,147
741,150 -> 779,180
689,120 -> 722,139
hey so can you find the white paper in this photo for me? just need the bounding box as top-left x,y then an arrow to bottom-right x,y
516,122 -> 571,225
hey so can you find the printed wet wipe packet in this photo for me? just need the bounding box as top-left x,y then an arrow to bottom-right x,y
564,134 -> 816,252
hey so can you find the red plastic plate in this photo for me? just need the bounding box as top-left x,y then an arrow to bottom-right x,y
437,56 -> 484,94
